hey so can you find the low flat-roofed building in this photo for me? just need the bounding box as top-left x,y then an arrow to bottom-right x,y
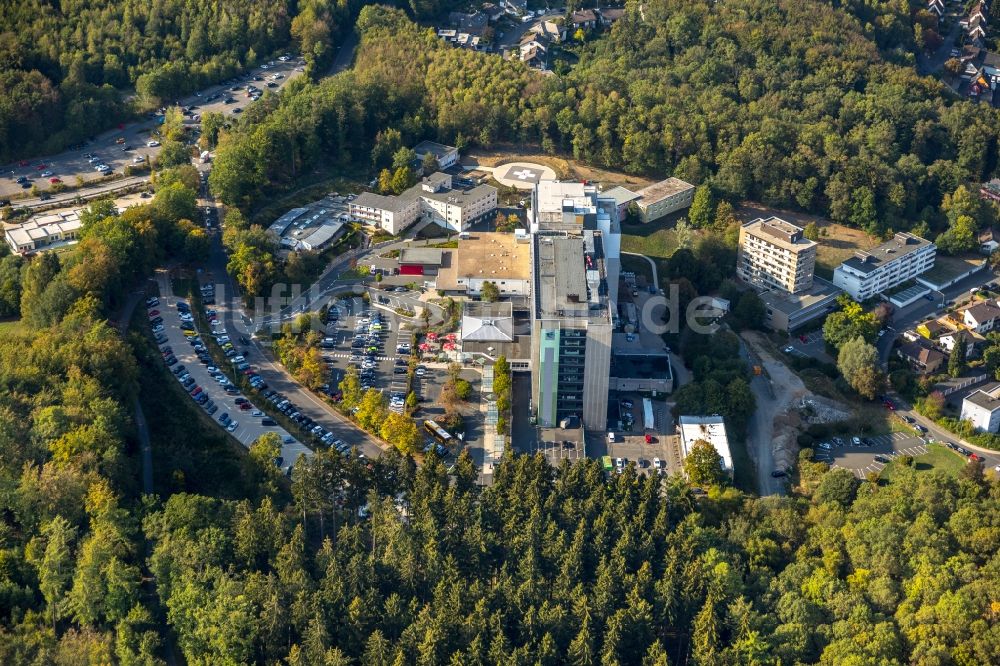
833,232 -> 935,301
413,140 -> 459,169
633,177 -> 695,223
759,277 -> 842,332
961,382 -> 1000,432
609,332 -> 673,393
5,210 -> 83,254
459,301 -> 532,365
601,185 -> 642,220
436,232 -> 532,296
299,220 -> 345,251
398,247 -> 446,276
678,415 -> 733,474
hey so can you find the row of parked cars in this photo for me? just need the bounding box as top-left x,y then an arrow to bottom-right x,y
259,388 -> 354,455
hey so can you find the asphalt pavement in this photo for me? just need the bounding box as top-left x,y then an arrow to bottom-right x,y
153,271 -> 312,464
1,57 -> 305,200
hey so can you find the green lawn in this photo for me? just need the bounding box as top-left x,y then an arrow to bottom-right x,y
879,443 -> 966,483
620,222 -> 678,260
0,319 -> 27,335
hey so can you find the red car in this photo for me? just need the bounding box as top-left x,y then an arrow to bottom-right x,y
799,335 -> 807,343
147,309 -> 159,317
883,400 -> 895,411
18,160 -> 29,167
35,164 -> 46,170
970,453 -> 981,462
238,402 -> 252,410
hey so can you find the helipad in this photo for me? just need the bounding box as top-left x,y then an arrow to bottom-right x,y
493,161 -> 557,190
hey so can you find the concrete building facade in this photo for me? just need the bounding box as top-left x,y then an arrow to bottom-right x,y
832,232 -> 936,301
737,217 -> 818,294
530,234 -> 613,431
632,177 -> 695,223
350,173 -> 497,235
961,383 -> 1000,432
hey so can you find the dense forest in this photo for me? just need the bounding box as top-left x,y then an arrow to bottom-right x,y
211,2 -> 1000,239
0,0 -> 359,161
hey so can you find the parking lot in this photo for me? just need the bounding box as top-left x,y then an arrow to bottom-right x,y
782,329 -> 834,363
150,276 -> 312,468
1,57 -> 304,198
814,432 -> 930,479
522,427 -> 586,466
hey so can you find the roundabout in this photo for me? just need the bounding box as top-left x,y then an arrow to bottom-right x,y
492,161 -> 557,190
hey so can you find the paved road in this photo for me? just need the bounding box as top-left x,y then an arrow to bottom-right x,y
202,226 -> 387,458
892,399 -> 1000,472
329,29 -> 359,75
154,270 -> 313,464
878,267 -> 995,363
737,335 -> 786,496
1,58 -> 305,200
918,15 -> 962,75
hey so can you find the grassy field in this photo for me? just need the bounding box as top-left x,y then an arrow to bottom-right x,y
879,442 -> 966,483
0,319 -> 26,336
620,222 -> 679,260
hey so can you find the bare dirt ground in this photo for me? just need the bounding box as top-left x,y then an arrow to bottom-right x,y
462,144 -> 655,189
742,332 -> 850,486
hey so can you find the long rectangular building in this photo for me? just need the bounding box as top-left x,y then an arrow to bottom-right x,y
833,232 -> 935,301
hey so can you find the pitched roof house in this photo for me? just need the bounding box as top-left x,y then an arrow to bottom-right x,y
963,300 -> 1000,332
896,341 -> 946,374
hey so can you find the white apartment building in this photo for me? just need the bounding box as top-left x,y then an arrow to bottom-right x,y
349,192 -> 420,235
961,383 -> 1000,432
737,217 -> 817,294
350,173 -> 497,235
833,232 -> 935,301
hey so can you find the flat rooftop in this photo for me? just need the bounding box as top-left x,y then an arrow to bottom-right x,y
451,232 -> 531,281
535,235 -> 591,318
634,177 -> 694,205
758,277 -> 841,315
965,383 -> 1000,411
842,232 -> 933,274
742,216 -> 815,251
536,180 -> 588,214
678,415 -> 733,472
398,247 -> 445,266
